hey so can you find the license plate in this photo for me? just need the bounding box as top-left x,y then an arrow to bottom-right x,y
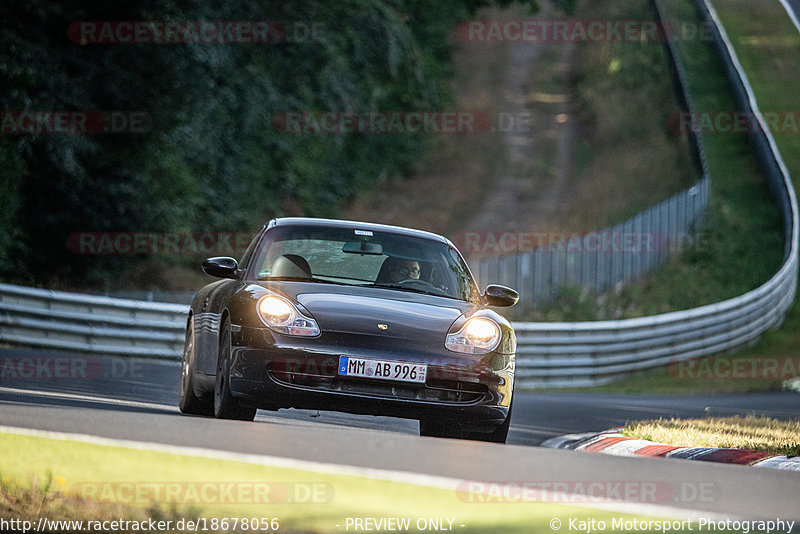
338,356 -> 427,383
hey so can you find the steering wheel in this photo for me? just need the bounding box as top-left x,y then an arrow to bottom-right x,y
397,278 -> 437,290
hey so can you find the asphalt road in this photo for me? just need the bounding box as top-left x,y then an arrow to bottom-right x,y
786,0 -> 800,27
1,348 -> 800,522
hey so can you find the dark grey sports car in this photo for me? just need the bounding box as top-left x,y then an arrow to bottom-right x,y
179,217 -> 519,442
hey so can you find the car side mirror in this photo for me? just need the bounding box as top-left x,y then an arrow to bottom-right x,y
202,257 -> 240,279
483,284 -> 519,307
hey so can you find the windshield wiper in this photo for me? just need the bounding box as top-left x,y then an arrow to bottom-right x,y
373,283 -> 444,297
258,276 -> 360,286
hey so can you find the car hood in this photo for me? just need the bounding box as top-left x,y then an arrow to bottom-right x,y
295,290 -> 467,341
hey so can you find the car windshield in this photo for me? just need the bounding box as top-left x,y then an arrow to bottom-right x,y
249,225 -> 477,301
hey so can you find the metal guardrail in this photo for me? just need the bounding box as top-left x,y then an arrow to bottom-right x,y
515,0 -> 798,386
476,177 -> 709,304
515,260 -> 797,387
0,282 -> 187,359
0,0 -> 796,388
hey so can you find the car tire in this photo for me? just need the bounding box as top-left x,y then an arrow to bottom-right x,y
178,316 -> 213,416
479,402 -> 512,443
214,318 -> 257,421
476,395 -> 514,443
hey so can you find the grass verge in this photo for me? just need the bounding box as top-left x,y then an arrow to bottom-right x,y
546,355 -> 799,395
623,415 -> 800,457
562,0 -> 697,231
525,0 -> 784,321
0,431 -> 683,533
576,0 -> 800,393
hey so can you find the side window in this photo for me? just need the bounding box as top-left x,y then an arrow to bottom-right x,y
252,240 -> 288,277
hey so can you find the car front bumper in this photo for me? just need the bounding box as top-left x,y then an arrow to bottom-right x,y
226,325 -> 514,432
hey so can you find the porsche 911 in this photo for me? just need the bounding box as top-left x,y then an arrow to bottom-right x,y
178,217 -> 518,442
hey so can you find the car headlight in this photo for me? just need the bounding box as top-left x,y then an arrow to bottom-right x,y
257,295 -> 320,337
445,317 -> 502,354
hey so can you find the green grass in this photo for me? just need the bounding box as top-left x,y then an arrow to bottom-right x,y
623,416 -> 800,457
0,431 -> 688,533
564,0 -> 698,230
712,0 -> 800,180
699,0 -> 800,372
550,0 -> 800,393
523,0 -> 785,323
628,0 -> 797,310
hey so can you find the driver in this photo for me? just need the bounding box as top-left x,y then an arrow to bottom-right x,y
388,259 -> 421,283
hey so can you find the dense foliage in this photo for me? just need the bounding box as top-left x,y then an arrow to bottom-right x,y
0,0 -> 536,288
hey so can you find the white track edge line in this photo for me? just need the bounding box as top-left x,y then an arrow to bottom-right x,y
778,0 -> 800,34
0,424 -> 732,521
0,386 -> 173,412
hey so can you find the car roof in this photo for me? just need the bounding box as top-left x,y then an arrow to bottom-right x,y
266,217 -> 454,246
